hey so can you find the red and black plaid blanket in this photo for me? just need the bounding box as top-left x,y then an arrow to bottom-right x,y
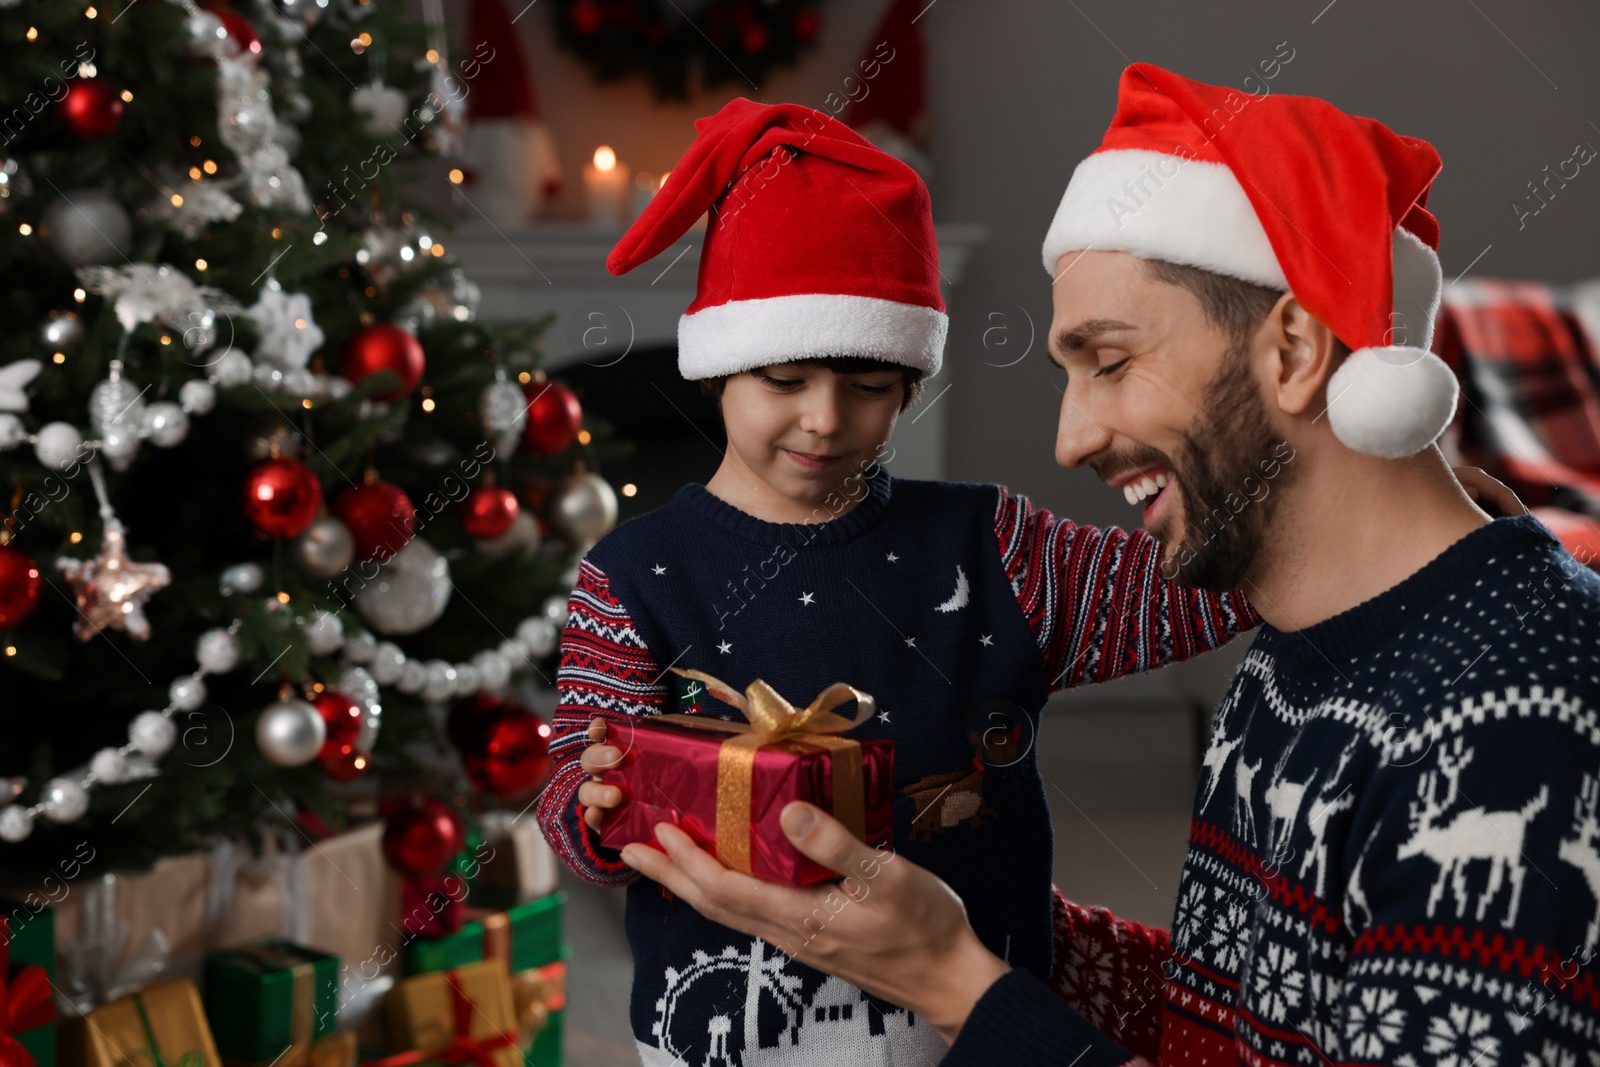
1434,278 -> 1600,566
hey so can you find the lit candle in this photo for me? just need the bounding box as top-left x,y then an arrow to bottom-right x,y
583,145 -> 630,226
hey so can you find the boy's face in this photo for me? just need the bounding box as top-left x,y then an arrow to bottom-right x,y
718,362 -> 905,506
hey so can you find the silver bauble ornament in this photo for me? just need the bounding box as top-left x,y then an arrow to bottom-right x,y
256,698 -> 325,767
212,350 -> 254,388
90,747 -> 129,784
41,190 -> 131,266
0,414 -> 24,451
545,471 -> 618,545
303,609 -> 343,655
41,777 -> 89,822
180,378 -> 216,415
475,509 -> 540,560
129,710 -> 176,756
34,421 -> 83,470
196,628 -> 240,673
219,562 -> 264,596
290,516 -> 355,579
98,421 -> 141,471
0,805 -> 33,842
479,380 -> 527,455
352,538 -> 451,635
40,310 -> 84,350
140,401 -> 189,447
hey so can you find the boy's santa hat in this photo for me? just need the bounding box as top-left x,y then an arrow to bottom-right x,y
1042,63 -> 1457,459
607,98 -> 947,380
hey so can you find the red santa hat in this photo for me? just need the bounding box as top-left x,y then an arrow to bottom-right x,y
1042,63 -> 1457,459
607,98 -> 947,380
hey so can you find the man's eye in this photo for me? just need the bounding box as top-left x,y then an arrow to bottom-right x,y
858,383 -> 894,396
759,373 -> 800,388
1093,358 -> 1130,379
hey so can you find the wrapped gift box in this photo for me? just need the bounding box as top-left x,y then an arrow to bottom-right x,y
385,959 -> 520,1067
401,895 -> 566,1067
2,902 -> 57,1067
62,977 -> 222,1067
595,670 -> 893,886
203,940 -> 348,1066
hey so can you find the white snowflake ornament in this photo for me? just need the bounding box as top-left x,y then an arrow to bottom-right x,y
247,281 -> 324,371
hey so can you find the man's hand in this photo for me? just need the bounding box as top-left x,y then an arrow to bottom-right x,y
1452,465 -> 1529,518
620,801 -> 1011,1044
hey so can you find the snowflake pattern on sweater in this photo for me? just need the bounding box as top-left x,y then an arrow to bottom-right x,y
952,515 -> 1600,1067
536,469 -> 1256,1066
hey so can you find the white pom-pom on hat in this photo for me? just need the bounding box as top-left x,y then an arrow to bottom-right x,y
1326,346 -> 1459,459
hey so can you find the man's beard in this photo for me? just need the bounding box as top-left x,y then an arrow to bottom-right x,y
1153,344 -> 1294,592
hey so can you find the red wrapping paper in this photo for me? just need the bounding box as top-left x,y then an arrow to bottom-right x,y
595,715 -> 893,886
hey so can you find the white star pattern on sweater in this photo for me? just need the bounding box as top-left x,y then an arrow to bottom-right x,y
717,640 -> 732,654
798,592 -> 815,606
885,551 -> 899,562
652,563 -> 667,575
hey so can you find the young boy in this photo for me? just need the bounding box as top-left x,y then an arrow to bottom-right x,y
534,98 -> 1258,1067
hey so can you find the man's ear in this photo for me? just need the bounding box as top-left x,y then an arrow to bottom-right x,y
1261,293 -> 1341,417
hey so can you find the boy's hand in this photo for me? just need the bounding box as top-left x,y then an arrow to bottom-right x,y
1452,465 -> 1529,519
578,716 -> 626,831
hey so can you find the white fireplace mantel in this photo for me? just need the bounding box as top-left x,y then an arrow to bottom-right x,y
450,220 -> 990,479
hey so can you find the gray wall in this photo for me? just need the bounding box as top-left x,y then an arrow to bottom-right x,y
499,0 -> 1600,701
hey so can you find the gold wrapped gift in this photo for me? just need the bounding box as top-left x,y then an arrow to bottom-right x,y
64,977 -> 222,1067
384,959 -> 520,1067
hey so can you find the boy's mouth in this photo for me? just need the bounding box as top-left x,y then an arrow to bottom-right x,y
783,449 -> 842,470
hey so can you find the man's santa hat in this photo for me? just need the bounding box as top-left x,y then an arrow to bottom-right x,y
607,98 -> 947,380
1042,64 -> 1458,459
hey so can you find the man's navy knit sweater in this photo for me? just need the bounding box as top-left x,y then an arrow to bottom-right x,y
945,516 -> 1600,1066
537,467 -> 1255,1066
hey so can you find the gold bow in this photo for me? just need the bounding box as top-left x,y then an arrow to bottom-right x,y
658,667 -> 877,876
508,962 -> 566,1046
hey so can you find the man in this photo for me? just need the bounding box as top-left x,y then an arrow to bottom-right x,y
618,64 -> 1600,1064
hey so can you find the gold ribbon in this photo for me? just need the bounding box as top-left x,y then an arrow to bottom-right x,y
657,667 -> 877,876
508,962 -> 565,1046
226,945 -> 354,1067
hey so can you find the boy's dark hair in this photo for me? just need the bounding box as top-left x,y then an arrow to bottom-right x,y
697,356 -> 926,414
1142,258 -> 1351,360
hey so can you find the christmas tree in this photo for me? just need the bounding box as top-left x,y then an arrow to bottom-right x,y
0,0 -> 617,882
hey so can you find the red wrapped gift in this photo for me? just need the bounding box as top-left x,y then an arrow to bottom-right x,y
596,668 -> 893,886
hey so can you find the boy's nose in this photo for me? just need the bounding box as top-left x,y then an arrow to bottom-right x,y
798,388 -> 843,437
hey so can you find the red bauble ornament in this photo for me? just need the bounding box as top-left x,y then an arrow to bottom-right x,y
521,380 -> 583,455
342,324 -> 426,401
447,693 -> 503,750
740,25 -> 770,54
242,458 -> 323,539
333,481 -> 415,561
59,80 -> 124,140
460,485 -> 518,540
382,798 -> 465,877
314,690 -> 364,761
0,545 -> 41,629
459,703 -> 552,798
569,0 -> 602,34
321,749 -> 371,781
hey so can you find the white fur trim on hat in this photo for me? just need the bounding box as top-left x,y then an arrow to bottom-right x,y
1390,226 -> 1444,351
1326,346 -> 1459,458
677,293 -> 948,379
1041,149 -> 1289,289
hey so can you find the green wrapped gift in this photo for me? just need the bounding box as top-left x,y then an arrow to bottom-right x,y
2,898 -> 57,1067
203,939 -> 342,1065
401,894 -> 566,1067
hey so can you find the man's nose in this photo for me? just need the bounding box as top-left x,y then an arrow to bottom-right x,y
1054,388 -> 1112,469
